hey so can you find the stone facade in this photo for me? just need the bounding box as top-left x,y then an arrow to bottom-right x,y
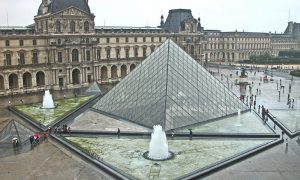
0,1 -> 299,96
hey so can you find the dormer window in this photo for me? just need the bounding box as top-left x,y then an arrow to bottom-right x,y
5,40 -> 10,46
84,21 -> 89,33
56,20 -> 61,33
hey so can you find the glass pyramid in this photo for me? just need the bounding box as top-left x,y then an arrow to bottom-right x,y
0,120 -> 33,145
93,39 -> 248,130
86,81 -> 102,94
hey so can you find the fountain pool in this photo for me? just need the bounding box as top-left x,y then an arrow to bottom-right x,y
14,96 -> 93,126
64,135 -> 276,179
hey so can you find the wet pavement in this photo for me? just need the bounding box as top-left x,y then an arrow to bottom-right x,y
0,68 -> 300,179
0,88 -> 114,180
203,66 -> 300,180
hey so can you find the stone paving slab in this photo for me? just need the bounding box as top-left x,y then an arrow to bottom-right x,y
204,141 -> 300,180
1,69 -> 300,179
0,93 -> 113,180
0,140 -> 112,180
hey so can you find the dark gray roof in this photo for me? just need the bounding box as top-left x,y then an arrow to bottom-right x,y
284,22 -> 300,35
163,9 -> 194,33
38,0 -> 91,15
95,26 -> 163,33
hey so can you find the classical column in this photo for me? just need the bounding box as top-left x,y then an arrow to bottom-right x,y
117,65 -> 121,80
81,68 -> 85,84
126,64 -> 130,75
32,71 -> 37,88
97,66 -> 101,80
107,66 -> 112,79
67,68 -> 72,84
67,48 -> 70,63
4,73 -> 9,95
18,72 -> 23,92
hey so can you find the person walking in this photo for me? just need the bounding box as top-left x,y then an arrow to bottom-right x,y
265,109 -> 269,121
262,105 -> 265,120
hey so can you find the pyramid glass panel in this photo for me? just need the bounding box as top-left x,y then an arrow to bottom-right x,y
0,120 -> 33,145
93,39 -> 248,130
86,81 -> 102,94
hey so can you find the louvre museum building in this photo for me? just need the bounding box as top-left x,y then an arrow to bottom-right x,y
0,0 -> 299,96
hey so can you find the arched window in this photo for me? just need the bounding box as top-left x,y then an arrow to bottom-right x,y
70,21 -> 75,33
36,71 -> 45,86
121,65 -> 127,78
111,66 -> 118,79
9,73 -> 19,89
23,72 -> 32,88
130,64 -> 136,72
72,49 -> 79,62
84,21 -> 89,33
0,75 -> 4,90
101,66 -> 108,80
55,20 -> 61,33
190,45 -> 195,55
72,69 -> 81,84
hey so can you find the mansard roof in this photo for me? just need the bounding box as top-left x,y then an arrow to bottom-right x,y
163,9 -> 195,33
95,26 -> 163,33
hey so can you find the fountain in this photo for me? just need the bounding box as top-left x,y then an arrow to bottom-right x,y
42,90 -> 55,109
143,125 -> 174,161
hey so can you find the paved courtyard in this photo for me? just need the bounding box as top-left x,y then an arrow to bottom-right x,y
0,66 -> 300,179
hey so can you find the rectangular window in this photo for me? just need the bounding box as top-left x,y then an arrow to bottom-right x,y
106,38 -> 110,43
151,37 -> 154,42
97,38 -> 100,43
106,49 -> 110,59
125,49 -> 129,59
134,47 -> 138,57
143,37 -> 146,42
97,49 -> 101,60
57,52 -> 62,63
5,40 -> 10,46
32,52 -> 38,64
126,37 -> 129,43
33,39 -> 37,46
19,52 -> 25,65
20,40 -> 24,46
134,37 -> 137,42
86,50 -> 91,61
116,38 -> 119,43
143,48 -> 147,57
116,49 -> 120,59
151,46 -> 155,53
159,37 -> 162,42
5,54 -> 11,65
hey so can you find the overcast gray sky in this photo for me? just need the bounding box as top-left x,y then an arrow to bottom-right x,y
0,0 -> 299,33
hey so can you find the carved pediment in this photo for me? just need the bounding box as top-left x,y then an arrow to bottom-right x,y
54,6 -> 91,17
